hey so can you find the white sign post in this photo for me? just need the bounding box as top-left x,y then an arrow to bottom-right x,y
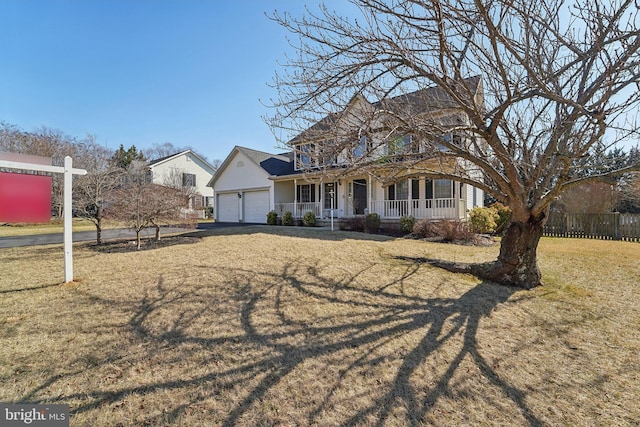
0,155 -> 87,283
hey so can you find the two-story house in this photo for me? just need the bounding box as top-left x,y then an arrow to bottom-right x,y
147,149 -> 217,217
210,77 -> 485,223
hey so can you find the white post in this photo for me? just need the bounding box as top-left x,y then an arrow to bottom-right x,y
330,189 -> 334,231
63,156 -> 74,283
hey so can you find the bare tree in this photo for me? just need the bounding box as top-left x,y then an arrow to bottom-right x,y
619,172 -> 640,212
74,135 -> 123,244
555,182 -> 620,214
162,166 -> 200,209
145,141 -> 216,168
106,161 -> 184,249
145,142 -> 185,161
267,0 -> 640,289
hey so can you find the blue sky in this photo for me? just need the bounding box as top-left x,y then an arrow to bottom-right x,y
0,0 -> 341,163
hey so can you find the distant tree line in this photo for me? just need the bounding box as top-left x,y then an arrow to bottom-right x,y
482,145 -> 640,214
552,146 -> 640,214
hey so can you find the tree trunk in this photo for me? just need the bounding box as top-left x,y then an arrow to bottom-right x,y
136,229 -> 141,250
96,209 -> 102,245
96,223 -> 102,245
474,215 -> 544,289
154,224 -> 161,241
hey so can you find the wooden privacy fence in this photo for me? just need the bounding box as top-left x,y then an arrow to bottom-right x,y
544,212 -> 640,242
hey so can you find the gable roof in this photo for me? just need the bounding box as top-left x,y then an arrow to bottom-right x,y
207,146 -> 295,187
147,149 -> 217,174
290,76 -> 482,144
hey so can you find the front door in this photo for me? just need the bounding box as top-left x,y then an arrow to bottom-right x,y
352,179 -> 367,215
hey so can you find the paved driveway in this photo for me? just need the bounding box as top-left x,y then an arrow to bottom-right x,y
0,222 -> 262,249
0,227 -> 196,249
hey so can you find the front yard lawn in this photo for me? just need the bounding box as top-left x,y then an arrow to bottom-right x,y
1,227 -> 638,426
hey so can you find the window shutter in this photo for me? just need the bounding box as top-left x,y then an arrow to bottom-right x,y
296,185 -> 301,202
389,185 -> 395,201
412,179 -> 420,199
425,180 -> 433,199
311,184 -> 316,202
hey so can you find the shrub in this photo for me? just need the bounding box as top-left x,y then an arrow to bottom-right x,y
412,219 -> 440,238
468,207 -> 497,234
491,202 -> 511,234
302,211 -> 316,227
468,204 -> 512,235
266,210 -> 278,225
435,220 -> 473,242
364,213 -> 381,233
400,215 -> 415,234
413,219 -> 474,242
281,211 -> 294,226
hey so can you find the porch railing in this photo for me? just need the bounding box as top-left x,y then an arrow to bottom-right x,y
370,198 -> 466,220
274,199 -> 466,220
275,202 -> 322,218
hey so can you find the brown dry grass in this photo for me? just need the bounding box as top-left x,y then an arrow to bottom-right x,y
1,227 -> 639,426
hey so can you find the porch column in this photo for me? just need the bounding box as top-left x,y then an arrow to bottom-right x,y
294,178 -> 298,218
319,178 -> 323,218
454,181 -> 459,219
368,177 -> 372,214
407,177 -> 412,217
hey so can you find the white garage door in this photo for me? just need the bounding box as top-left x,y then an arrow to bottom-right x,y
217,192 -> 239,222
243,190 -> 270,223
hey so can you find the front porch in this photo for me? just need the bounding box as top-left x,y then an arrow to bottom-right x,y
273,173 -> 480,221
274,197 -> 467,221
272,175 -> 479,222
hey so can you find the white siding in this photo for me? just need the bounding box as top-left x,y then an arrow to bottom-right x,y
149,152 -> 214,198
213,151 -> 272,192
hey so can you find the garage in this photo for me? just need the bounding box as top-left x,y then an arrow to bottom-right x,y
243,190 -> 270,223
216,190 -> 270,223
217,192 -> 240,222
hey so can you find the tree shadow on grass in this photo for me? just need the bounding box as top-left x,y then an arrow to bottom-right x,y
15,259 -> 543,426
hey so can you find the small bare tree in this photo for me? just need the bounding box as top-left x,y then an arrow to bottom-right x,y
267,0 -> 640,289
107,161 -> 183,249
162,166 -> 200,210
74,135 -> 123,244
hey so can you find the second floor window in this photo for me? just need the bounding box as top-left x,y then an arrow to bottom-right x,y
352,136 -> 369,159
296,143 -> 316,169
182,173 -> 196,187
387,135 -> 412,156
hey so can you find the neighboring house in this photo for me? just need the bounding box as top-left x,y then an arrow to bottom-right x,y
210,78 -> 485,223
147,150 -> 217,217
